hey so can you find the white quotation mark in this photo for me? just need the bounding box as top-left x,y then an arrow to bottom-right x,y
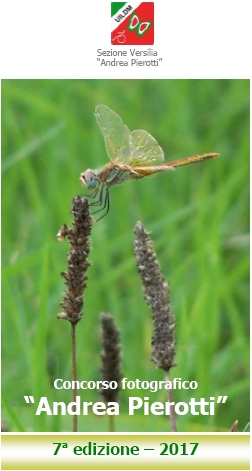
217,396 -> 228,403
24,396 -> 35,403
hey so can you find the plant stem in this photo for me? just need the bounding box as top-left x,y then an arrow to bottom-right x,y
165,370 -> 177,432
71,322 -> 77,432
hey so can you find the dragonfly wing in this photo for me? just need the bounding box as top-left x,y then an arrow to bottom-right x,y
127,129 -> 164,166
95,104 -> 130,162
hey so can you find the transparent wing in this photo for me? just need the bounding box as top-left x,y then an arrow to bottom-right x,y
125,129 -> 164,166
95,104 -> 130,162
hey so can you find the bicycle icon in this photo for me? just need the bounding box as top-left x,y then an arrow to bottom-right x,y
112,30 -> 126,44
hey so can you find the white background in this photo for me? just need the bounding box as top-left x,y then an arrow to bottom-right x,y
1,0 -> 251,79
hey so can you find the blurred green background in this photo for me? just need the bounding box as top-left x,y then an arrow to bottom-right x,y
1,79 -> 249,432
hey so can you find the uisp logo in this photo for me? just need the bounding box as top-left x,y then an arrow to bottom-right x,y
111,2 -> 154,45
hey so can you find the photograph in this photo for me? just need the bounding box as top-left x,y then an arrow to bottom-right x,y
1,79 -> 249,433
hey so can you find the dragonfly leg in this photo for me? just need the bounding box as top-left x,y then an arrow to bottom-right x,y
89,184 -> 106,209
94,186 -> 110,221
92,184 -> 110,215
84,185 -> 101,204
82,184 -> 110,221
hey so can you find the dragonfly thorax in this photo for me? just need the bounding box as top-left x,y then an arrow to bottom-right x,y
80,169 -> 98,189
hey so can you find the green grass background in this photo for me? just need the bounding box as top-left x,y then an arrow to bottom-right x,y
1,79 -> 249,432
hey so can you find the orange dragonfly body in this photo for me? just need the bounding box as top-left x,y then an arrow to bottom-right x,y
80,105 -> 219,219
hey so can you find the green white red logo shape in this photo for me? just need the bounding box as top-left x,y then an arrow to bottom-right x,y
111,2 -> 154,45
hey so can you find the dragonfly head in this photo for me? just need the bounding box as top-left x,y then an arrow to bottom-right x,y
80,169 -> 98,189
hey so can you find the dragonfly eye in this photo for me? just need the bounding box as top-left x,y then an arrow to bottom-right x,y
80,169 -> 97,189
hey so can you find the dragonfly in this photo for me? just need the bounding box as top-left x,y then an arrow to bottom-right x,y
80,104 -> 219,220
